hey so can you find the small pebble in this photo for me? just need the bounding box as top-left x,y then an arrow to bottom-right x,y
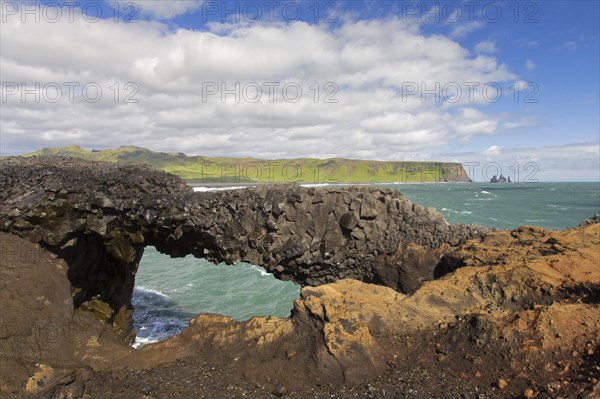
496,378 -> 507,390
272,383 -> 286,397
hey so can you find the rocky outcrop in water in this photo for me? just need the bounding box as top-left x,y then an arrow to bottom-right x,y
0,157 -> 484,342
579,213 -> 600,226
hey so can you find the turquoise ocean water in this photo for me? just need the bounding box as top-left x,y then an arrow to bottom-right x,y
133,182 -> 599,347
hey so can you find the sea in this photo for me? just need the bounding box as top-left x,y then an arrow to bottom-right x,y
132,182 -> 600,347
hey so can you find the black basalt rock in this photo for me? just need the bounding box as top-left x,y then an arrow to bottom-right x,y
339,212 -> 359,231
0,156 -> 487,341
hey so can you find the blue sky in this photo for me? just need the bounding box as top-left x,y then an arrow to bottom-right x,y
1,0 -> 599,180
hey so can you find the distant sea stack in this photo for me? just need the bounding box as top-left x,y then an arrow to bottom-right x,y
489,174 -> 511,183
25,145 -> 472,184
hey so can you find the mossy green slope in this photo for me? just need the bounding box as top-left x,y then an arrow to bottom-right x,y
25,146 -> 471,183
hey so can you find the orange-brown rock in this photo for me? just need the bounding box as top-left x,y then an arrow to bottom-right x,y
128,223 -> 599,388
1,219 -> 599,397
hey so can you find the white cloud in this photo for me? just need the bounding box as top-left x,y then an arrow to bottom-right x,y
0,5 -> 527,162
438,142 -> 600,182
504,116 -> 539,130
449,20 -> 485,38
475,40 -> 498,54
451,108 -> 498,138
558,41 -> 578,51
525,59 -> 536,70
484,145 -> 501,155
512,80 -> 530,91
135,0 -> 203,19
516,38 -> 539,47
1,5 -> 594,181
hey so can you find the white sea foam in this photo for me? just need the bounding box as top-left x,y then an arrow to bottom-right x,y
193,186 -> 248,192
300,183 -> 335,188
441,208 -> 458,213
251,265 -> 271,277
132,336 -> 159,349
547,204 -> 568,210
134,286 -> 170,299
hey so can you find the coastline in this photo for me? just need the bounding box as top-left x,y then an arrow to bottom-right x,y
1,157 -> 599,399
188,180 -> 475,189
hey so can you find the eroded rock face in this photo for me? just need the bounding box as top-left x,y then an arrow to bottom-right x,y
1,210 -> 599,397
0,233 -> 130,388
138,223 -> 599,386
0,156 -> 484,340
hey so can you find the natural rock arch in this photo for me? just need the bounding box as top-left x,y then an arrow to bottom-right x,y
0,156 -> 484,341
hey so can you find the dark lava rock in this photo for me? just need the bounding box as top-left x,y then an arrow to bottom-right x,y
339,212 -> 359,231
579,213 -> 600,226
272,383 -> 286,397
0,156 -> 487,341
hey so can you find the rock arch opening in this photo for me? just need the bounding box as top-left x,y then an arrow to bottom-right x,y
132,246 -> 300,347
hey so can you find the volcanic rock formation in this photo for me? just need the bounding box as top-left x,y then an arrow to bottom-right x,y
0,156 -> 484,342
1,156 -> 598,398
1,224 -> 599,398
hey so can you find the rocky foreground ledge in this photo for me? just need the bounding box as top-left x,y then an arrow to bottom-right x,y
0,156 -> 599,398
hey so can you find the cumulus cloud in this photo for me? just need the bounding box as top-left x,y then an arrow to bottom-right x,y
525,59 -> 536,70
512,80 -> 530,91
557,41 -> 578,51
475,40 -> 498,54
504,116 -> 539,130
449,20 -> 485,38
135,0 -> 203,19
0,6 -> 524,160
484,145 -> 501,155
515,38 -> 539,47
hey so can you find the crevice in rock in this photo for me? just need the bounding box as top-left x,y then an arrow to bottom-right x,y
559,282 -> 600,305
131,246 -> 301,347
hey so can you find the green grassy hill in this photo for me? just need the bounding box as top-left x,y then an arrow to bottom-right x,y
25,146 -> 471,184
